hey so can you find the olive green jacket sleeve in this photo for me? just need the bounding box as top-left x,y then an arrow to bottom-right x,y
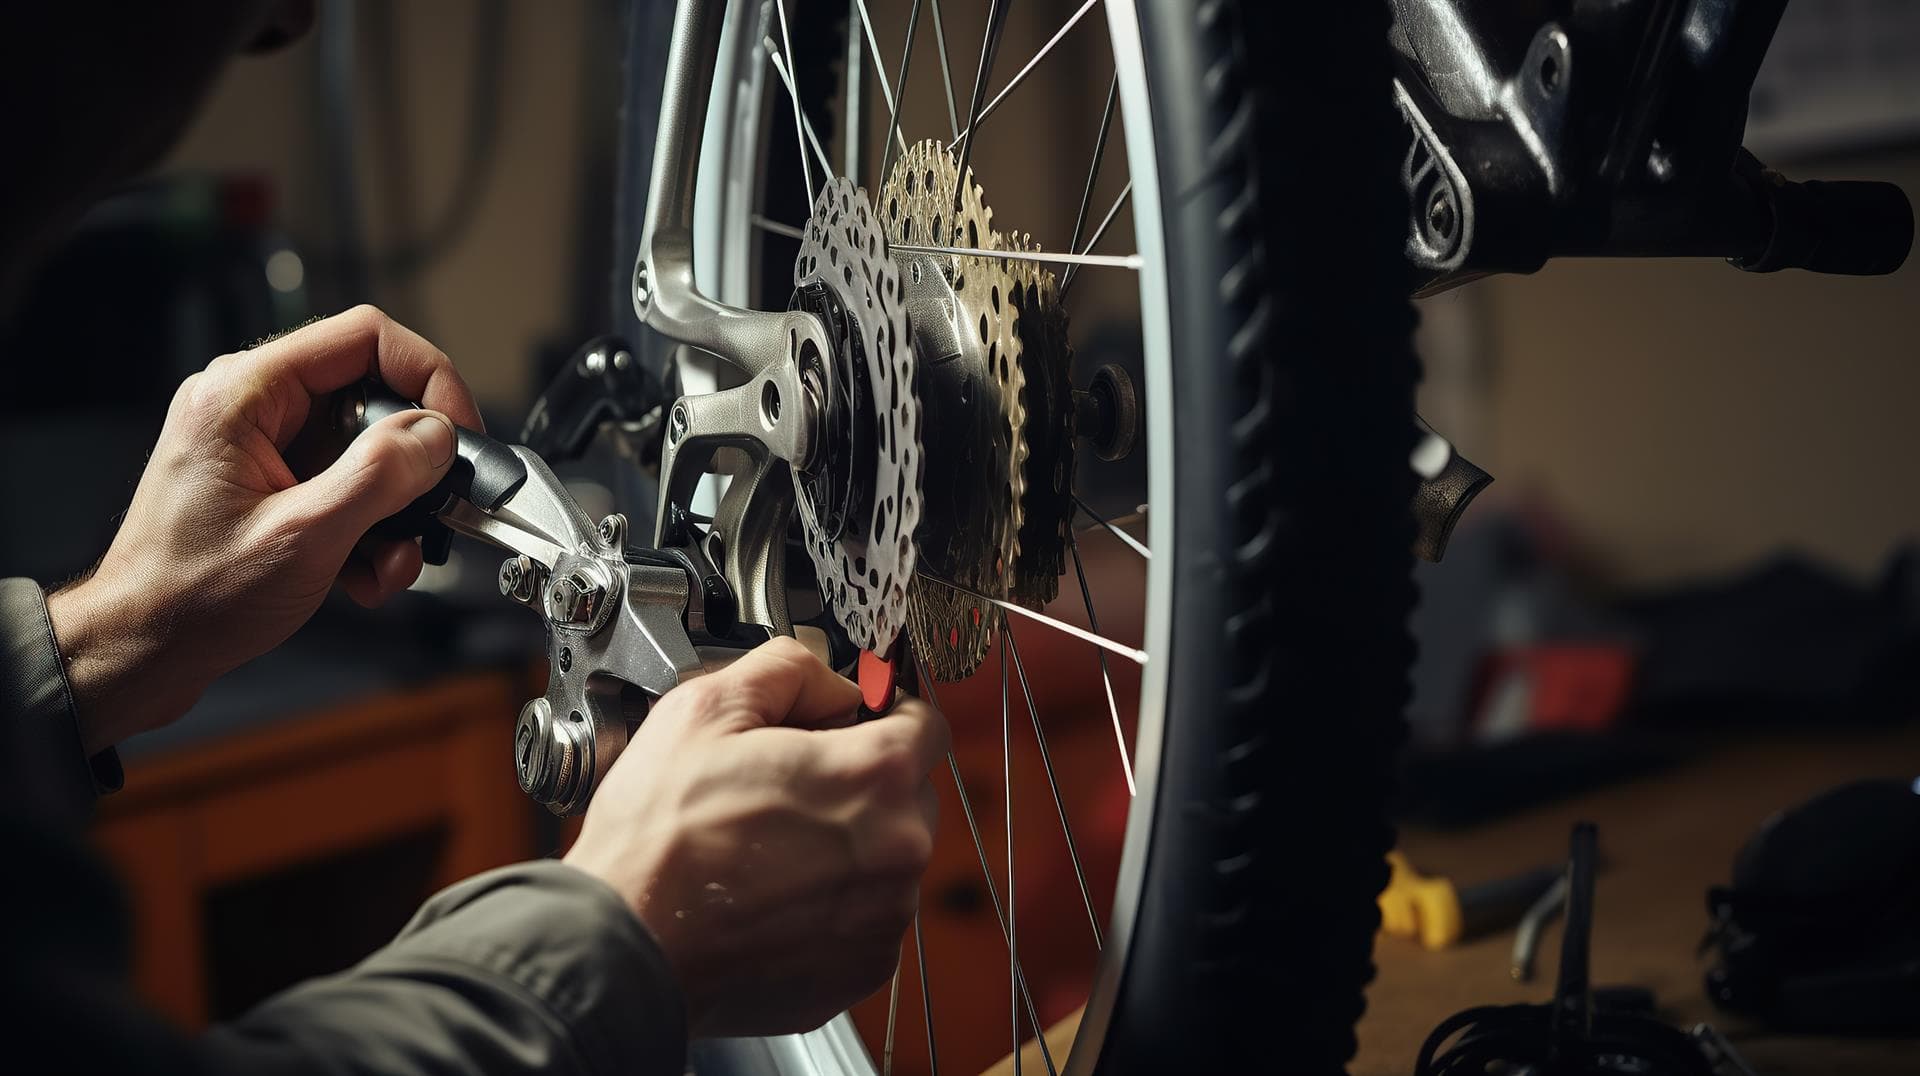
0,577 -> 687,1076
202,862 -> 690,1076
0,577 -> 123,825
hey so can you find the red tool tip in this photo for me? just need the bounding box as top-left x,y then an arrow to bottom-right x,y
858,648 -> 897,714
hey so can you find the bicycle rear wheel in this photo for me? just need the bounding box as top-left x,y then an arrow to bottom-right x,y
618,2 -> 1420,1071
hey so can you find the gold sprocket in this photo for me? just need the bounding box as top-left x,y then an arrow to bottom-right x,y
882,140 -> 1027,680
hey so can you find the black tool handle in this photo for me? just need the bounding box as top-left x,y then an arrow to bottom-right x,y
1455,863 -> 1563,941
1551,821 -> 1600,1049
340,381 -> 529,564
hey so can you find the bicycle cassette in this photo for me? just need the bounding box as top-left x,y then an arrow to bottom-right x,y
1003,230 -> 1075,609
883,140 -> 1027,680
790,177 -> 922,654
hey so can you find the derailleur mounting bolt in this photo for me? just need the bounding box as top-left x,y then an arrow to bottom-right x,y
598,513 -> 628,549
498,555 -> 541,603
632,261 -> 652,307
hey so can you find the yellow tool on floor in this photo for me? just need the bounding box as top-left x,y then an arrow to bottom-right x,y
1378,851 -> 1562,951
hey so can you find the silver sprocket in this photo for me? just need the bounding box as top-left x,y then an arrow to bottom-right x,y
792,177 -> 921,653
882,140 -> 1026,679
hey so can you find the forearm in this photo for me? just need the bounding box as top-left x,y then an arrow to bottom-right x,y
205,861 -> 688,1076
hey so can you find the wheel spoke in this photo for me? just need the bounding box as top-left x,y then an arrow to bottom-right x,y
1005,624 -> 1104,949
951,0 -> 1013,215
1076,506 -> 1145,534
1066,73 -> 1120,261
883,941 -> 902,1076
888,241 -> 1141,271
914,914 -> 939,1076
1077,184 -> 1131,255
1067,529 -> 1138,796
914,658 -> 1058,1076
851,0 -> 912,156
843,0 -> 865,182
762,38 -> 836,184
1075,495 -> 1149,560
772,0 -> 814,203
928,0 -> 962,141
913,572 -> 1148,665
1059,181 -> 1131,297
750,214 -> 806,240
1001,644 -> 1021,1076
947,0 -> 1102,152
878,0 -> 925,190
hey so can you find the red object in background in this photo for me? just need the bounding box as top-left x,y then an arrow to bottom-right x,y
1474,644 -> 1638,734
217,173 -> 275,230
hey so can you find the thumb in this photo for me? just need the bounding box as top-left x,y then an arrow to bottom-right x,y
268,408 -> 457,559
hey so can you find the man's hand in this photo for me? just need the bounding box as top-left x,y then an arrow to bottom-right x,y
564,637 -> 948,1038
48,306 -> 484,753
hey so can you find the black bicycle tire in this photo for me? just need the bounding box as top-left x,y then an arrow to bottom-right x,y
1098,2 -> 1419,1073
608,2 -> 1421,1072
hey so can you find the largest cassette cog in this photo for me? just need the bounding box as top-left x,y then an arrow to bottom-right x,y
791,177 -> 921,653
883,141 -> 1026,680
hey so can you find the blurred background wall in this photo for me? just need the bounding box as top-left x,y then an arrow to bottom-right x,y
163,0 -> 619,412
1420,147 -> 1919,588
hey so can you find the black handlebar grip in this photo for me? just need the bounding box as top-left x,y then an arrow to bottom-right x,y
338,382 -> 529,565
1735,177 -> 1913,276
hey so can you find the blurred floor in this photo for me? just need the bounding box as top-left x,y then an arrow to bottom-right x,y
1356,724 -> 1920,1075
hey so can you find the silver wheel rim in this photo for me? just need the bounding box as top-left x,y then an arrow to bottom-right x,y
675,2 -> 1173,1071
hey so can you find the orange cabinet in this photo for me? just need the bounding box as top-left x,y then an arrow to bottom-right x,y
91,672 -> 540,1026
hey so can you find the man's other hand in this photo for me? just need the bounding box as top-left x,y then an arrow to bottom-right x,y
564,637 -> 949,1038
48,306 -> 484,752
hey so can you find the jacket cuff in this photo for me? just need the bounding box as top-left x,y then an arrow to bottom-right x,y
0,579 -> 122,825
376,860 -> 689,1076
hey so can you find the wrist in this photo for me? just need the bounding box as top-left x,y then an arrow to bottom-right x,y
46,576 -> 204,753
564,830 -> 713,1031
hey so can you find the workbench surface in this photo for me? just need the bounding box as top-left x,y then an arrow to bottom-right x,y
1355,724 -> 1920,1075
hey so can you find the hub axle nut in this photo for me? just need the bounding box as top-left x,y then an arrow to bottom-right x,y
1079,363 -> 1139,462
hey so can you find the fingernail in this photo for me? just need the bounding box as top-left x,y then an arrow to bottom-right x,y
406,412 -> 456,468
